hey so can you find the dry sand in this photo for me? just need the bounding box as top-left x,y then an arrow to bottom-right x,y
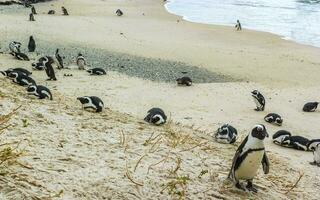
1,0 -> 320,199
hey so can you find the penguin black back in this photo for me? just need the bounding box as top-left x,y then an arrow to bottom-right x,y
28,36 -> 36,52
303,102 -> 318,112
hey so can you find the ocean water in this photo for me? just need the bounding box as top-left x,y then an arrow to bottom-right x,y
165,0 -> 320,47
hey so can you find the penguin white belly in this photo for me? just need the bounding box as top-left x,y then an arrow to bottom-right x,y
235,150 -> 264,180
314,148 -> 320,164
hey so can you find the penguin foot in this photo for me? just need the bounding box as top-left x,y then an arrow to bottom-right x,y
246,181 -> 258,193
235,182 -> 245,191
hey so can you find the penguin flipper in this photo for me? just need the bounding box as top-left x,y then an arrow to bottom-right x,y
262,152 -> 270,174
229,136 -> 248,180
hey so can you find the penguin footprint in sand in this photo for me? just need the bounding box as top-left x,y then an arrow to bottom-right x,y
77,96 -> 104,113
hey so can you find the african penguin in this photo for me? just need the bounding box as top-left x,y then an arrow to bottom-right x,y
281,135 -> 310,151
251,90 -> 265,111
228,124 -> 269,193
307,139 -> 320,151
272,130 -> 291,145
28,36 -> 36,52
32,62 -> 45,70
235,20 -> 242,31
264,113 -> 283,126
29,13 -> 35,21
144,107 -> 167,125
62,7 -> 69,15
41,56 -> 57,81
215,124 -> 238,144
176,76 -> 192,86
27,85 -> 52,100
76,53 -> 86,70
55,49 -> 64,69
303,102 -> 318,112
1,68 -> 32,77
77,96 -> 104,113
310,144 -> 320,167
48,10 -> 55,15
8,71 -> 36,86
9,41 -> 21,53
31,6 -> 37,14
116,9 -> 123,16
87,68 -> 106,75
10,52 -> 30,61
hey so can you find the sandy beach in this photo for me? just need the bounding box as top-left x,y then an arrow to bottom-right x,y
1,0 -> 320,199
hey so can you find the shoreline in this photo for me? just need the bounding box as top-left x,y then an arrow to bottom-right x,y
164,0 -> 320,49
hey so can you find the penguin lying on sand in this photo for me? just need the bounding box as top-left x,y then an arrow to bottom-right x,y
10,52 -> 30,61
310,143 -> 320,167
1,68 -> 32,77
87,68 -> 106,75
215,124 -> 238,144
273,130 -> 310,151
272,130 -> 291,145
228,124 -> 269,193
77,96 -> 104,113
9,41 -> 21,53
144,108 -> 167,125
303,102 -> 318,112
8,71 -> 36,86
27,85 -> 52,100
176,76 -> 192,86
251,90 -> 265,111
116,9 -> 123,16
264,113 -> 283,126
48,10 -> 55,15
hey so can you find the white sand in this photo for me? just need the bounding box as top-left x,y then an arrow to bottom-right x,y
1,0 -> 320,199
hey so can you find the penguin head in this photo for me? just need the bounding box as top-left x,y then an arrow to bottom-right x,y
8,72 -> 18,79
275,117 -> 283,126
87,69 -> 93,74
77,96 -> 90,104
78,53 -> 83,56
27,85 -> 37,94
217,124 -> 229,135
307,139 -> 320,151
272,130 -> 291,145
251,90 -> 260,97
251,124 -> 268,140
30,36 -> 33,40
281,137 -> 291,146
151,114 -> 165,125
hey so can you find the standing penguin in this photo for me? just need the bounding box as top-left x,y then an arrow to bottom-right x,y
55,49 -> 64,69
310,144 -> 320,167
29,13 -> 35,21
77,96 -> 104,113
31,6 -> 37,14
41,56 -> 57,81
9,41 -> 21,53
228,124 -> 269,192
303,102 -> 318,112
62,7 -> 69,15
235,20 -> 242,31
251,90 -> 265,111
28,36 -> 36,52
76,53 -> 86,70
